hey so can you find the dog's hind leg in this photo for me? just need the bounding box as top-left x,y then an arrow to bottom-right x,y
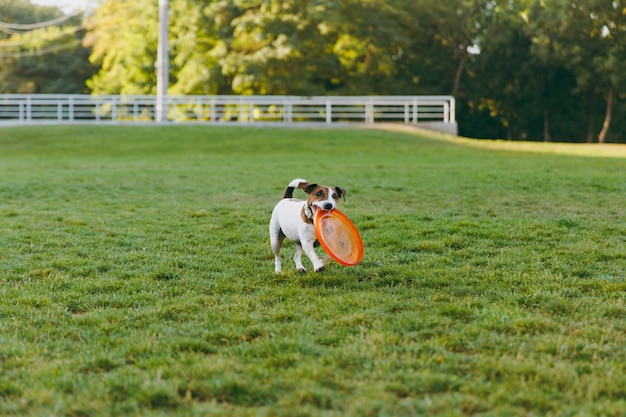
270,227 -> 285,274
294,244 -> 306,273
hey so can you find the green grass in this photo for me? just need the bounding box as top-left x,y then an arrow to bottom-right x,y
1,125 -> 625,416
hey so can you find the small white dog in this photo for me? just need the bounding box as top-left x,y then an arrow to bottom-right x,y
269,178 -> 347,273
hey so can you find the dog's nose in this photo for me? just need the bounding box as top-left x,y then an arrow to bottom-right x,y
323,202 -> 333,210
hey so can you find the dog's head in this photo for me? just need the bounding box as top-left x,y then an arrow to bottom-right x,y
302,183 -> 347,214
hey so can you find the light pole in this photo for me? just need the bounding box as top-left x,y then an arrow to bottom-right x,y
155,0 -> 169,122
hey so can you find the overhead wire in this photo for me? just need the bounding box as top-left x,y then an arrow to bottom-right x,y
0,11 -> 84,58
0,12 -> 81,31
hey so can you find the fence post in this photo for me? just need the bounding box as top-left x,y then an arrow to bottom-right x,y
26,95 -> 32,121
284,98 -> 291,123
326,100 -> 331,124
449,97 -> 456,123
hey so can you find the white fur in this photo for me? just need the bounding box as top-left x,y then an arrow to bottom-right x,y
288,178 -> 307,188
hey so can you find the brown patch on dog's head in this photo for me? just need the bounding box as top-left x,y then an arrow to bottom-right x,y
303,183 -> 318,194
305,184 -> 327,201
305,184 -> 347,214
334,186 -> 347,201
304,184 -> 346,197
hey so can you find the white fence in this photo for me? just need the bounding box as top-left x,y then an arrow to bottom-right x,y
0,94 -> 456,132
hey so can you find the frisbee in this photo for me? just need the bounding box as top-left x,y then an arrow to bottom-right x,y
314,208 -> 364,266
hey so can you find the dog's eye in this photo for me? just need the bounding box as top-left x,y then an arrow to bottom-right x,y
332,193 -> 337,199
316,191 -> 323,196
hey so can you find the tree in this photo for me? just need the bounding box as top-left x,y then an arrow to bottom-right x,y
87,0 -> 342,96
77,0 -> 626,142
84,0 -> 158,94
326,0 -> 409,94
418,0 -> 488,97
527,0 -> 626,143
85,0 -> 402,96
458,0 -> 614,142
0,0 -> 95,93
219,0 -> 341,95
168,0 -> 233,95
461,0 -> 533,139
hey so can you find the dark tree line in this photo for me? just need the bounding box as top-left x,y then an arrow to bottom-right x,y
1,0 -> 625,143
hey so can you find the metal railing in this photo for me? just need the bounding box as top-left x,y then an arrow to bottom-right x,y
0,94 -> 455,127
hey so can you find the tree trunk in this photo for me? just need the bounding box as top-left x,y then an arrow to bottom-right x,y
451,49 -> 468,97
543,108 -> 551,142
598,85 -> 614,144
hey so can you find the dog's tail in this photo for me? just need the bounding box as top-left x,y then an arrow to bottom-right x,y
283,178 -> 308,198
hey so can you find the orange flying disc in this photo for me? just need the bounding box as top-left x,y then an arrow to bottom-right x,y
314,208 -> 364,266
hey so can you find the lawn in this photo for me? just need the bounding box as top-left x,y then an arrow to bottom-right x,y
1,125 -> 625,416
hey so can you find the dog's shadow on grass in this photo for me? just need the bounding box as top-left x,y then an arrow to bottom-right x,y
269,264 -> 377,290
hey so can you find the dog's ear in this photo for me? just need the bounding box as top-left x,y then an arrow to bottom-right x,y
335,186 -> 347,200
303,183 -> 318,194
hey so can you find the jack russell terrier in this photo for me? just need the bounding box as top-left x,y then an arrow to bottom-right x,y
270,178 -> 347,273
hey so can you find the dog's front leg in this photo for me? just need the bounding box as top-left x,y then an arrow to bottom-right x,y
302,240 -> 325,272
293,244 -> 306,273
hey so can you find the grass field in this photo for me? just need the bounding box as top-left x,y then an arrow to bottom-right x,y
1,124 -> 625,416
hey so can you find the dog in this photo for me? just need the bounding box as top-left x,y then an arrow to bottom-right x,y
269,178 -> 347,273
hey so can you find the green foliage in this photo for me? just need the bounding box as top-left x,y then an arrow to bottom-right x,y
523,0 -> 626,142
168,0 -> 230,94
81,0 -> 626,142
5,0 -> 626,142
85,0 -> 458,96
85,0 -> 158,94
0,0 -> 96,93
1,125 -> 626,416
223,0 -> 341,95
0,0 -> 59,35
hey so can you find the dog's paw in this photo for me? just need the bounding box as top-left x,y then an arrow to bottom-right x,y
298,267 -> 307,273
314,266 -> 326,273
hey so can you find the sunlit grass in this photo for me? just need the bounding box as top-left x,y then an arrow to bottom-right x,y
382,124 -> 626,158
461,139 -> 626,158
1,125 -> 625,416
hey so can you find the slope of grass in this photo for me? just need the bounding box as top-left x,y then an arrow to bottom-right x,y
1,125 -> 625,416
